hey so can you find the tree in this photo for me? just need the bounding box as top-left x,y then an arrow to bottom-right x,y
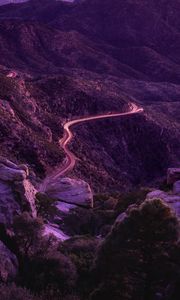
90,199 -> 180,300
35,192 -> 58,221
13,212 -> 44,257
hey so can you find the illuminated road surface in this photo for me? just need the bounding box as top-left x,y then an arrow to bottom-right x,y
40,103 -> 143,190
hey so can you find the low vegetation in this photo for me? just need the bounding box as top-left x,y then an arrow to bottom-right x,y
1,190 -> 179,300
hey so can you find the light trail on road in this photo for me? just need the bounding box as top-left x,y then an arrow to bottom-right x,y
40,103 -> 143,191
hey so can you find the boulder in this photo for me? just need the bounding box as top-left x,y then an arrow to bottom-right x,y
0,164 -> 26,182
0,241 -> 18,282
0,156 -> 37,225
44,177 -> 93,208
44,224 -> 69,241
167,168 -> 180,185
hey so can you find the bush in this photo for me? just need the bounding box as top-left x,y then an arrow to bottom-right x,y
61,236 -> 99,276
35,192 -> 58,220
60,236 -> 99,297
115,188 -> 150,215
0,283 -> 39,300
19,250 -> 77,294
0,283 -> 80,300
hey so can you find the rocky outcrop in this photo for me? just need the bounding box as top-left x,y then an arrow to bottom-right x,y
0,241 -> 18,282
44,177 -> 93,208
0,157 -> 37,226
167,168 -> 180,185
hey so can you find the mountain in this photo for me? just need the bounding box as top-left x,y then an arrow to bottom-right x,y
0,0 -> 179,191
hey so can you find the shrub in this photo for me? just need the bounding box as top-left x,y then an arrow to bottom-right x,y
115,188 -> 150,215
19,251 -> 77,294
61,236 -> 99,276
0,283 -> 39,300
35,192 -> 58,220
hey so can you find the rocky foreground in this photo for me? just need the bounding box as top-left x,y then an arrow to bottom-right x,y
0,155 -> 180,286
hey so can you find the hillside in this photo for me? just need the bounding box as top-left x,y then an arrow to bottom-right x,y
0,0 -> 179,191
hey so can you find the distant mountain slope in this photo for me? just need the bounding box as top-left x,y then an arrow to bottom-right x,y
0,0 -> 180,83
0,20 -> 150,79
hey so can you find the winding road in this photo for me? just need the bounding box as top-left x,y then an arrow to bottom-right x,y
40,103 -> 143,190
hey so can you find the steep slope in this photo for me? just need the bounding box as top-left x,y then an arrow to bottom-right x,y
0,69 -> 179,191
0,20 -> 148,79
0,71 -> 130,181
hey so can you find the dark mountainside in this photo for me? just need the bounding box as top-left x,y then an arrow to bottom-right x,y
0,1 -> 180,300
0,0 -> 179,190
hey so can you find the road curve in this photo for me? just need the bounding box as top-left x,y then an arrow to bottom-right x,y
40,103 -> 143,190
55,103 -> 143,178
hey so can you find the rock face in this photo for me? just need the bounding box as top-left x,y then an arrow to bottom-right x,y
0,157 -> 37,226
0,241 -> 18,282
167,168 -> 180,185
45,177 -> 93,208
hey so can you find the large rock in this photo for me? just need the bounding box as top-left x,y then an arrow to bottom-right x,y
167,168 -> 180,185
44,224 -> 69,241
0,157 -> 29,180
0,241 -> 18,282
45,177 -> 93,208
38,176 -> 94,241
0,157 -> 37,225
